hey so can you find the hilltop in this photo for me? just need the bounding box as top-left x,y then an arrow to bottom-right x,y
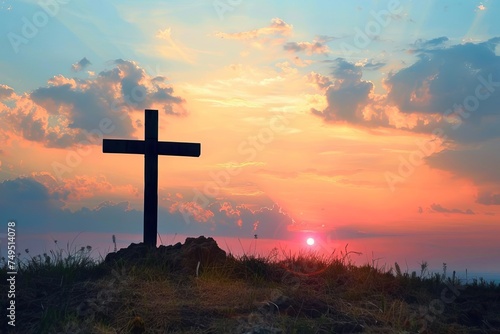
1,236 -> 499,333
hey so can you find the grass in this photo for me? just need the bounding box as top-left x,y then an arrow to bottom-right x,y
1,240 -> 500,333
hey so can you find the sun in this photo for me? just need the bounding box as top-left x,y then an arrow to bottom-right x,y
306,237 -> 315,246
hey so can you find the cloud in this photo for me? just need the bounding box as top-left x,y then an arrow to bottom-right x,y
477,192 -> 500,205
305,41 -> 500,194
423,139 -> 500,198
156,28 -> 172,40
0,177 -> 295,239
306,72 -> 332,90
155,28 -> 195,63
426,139 -> 500,184
429,203 -> 475,215
71,57 -> 92,72
330,226 -> 397,239
167,198 -> 295,239
62,175 -> 139,202
1,98 -> 50,144
283,40 -> 329,55
0,178 -> 143,236
215,17 -> 293,40
390,37 -> 500,191
477,3 -> 486,11
257,168 -> 364,181
412,36 -> 449,50
362,60 -> 386,71
0,177 -> 64,227
0,177 -> 58,203
216,161 -> 266,169
311,39 -> 500,144
311,58 -> 374,123
169,200 -> 214,223
0,59 -> 187,148
0,84 -> 14,99
386,38 -> 500,137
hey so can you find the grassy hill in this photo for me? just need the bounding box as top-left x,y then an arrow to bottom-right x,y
1,237 -> 499,333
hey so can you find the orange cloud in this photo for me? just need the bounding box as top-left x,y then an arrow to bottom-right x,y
1,60 -> 187,149
31,172 -> 140,206
169,201 -> 215,223
215,18 -> 292,40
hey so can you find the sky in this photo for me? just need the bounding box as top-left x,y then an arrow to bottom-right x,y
0,0 -> 499,278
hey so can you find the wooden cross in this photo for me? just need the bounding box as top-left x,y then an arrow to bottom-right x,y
103,109 -> 201,247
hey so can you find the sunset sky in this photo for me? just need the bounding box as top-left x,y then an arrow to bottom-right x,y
1,1 -> 499,278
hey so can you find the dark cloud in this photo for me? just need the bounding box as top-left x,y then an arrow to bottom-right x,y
426,139 -> 500,184
385,39 -> 500,191
283,40 -> 329,54
477,192 -> 500,205
386,38 -> 500,124
412,36 -> 449,49
311,58 -> 373,123
0,177 -> 295,239
0,59 -> 187,148
0,177 -> 56,202
167,198 -> 295,239
20,112 -> 46,142
430,203 -> 475,215
0,84 -> 14,99
112,59 -> 185,113
329,226 -> 401,240
0,178 -> 63,228
71,57 -> 92,72
313,39 -> 500,143
30,82 -> 135,145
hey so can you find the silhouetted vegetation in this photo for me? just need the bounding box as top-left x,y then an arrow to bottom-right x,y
1,239 -> 499,333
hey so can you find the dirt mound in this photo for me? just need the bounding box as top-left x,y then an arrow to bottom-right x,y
104,236 -> 226,274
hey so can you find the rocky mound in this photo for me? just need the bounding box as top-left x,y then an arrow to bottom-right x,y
104,236 -> 226,274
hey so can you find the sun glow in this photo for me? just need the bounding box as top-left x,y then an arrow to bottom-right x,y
306,237 -> 315,246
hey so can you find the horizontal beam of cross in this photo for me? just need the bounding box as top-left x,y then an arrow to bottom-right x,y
103,139 -> 201,157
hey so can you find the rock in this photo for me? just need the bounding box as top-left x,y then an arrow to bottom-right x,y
104,242 -> 149,263
104,236 -> 226,274
175,236 -> 227,270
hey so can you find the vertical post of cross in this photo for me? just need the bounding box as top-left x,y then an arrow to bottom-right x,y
144,109 -> 158,247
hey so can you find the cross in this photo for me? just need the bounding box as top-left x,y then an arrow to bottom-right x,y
103,109 -> 201,247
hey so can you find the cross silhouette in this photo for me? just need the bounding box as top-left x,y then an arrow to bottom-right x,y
103,109 -> 201,247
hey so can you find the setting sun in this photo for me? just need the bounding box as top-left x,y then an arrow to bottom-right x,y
306,237 -> 315,246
